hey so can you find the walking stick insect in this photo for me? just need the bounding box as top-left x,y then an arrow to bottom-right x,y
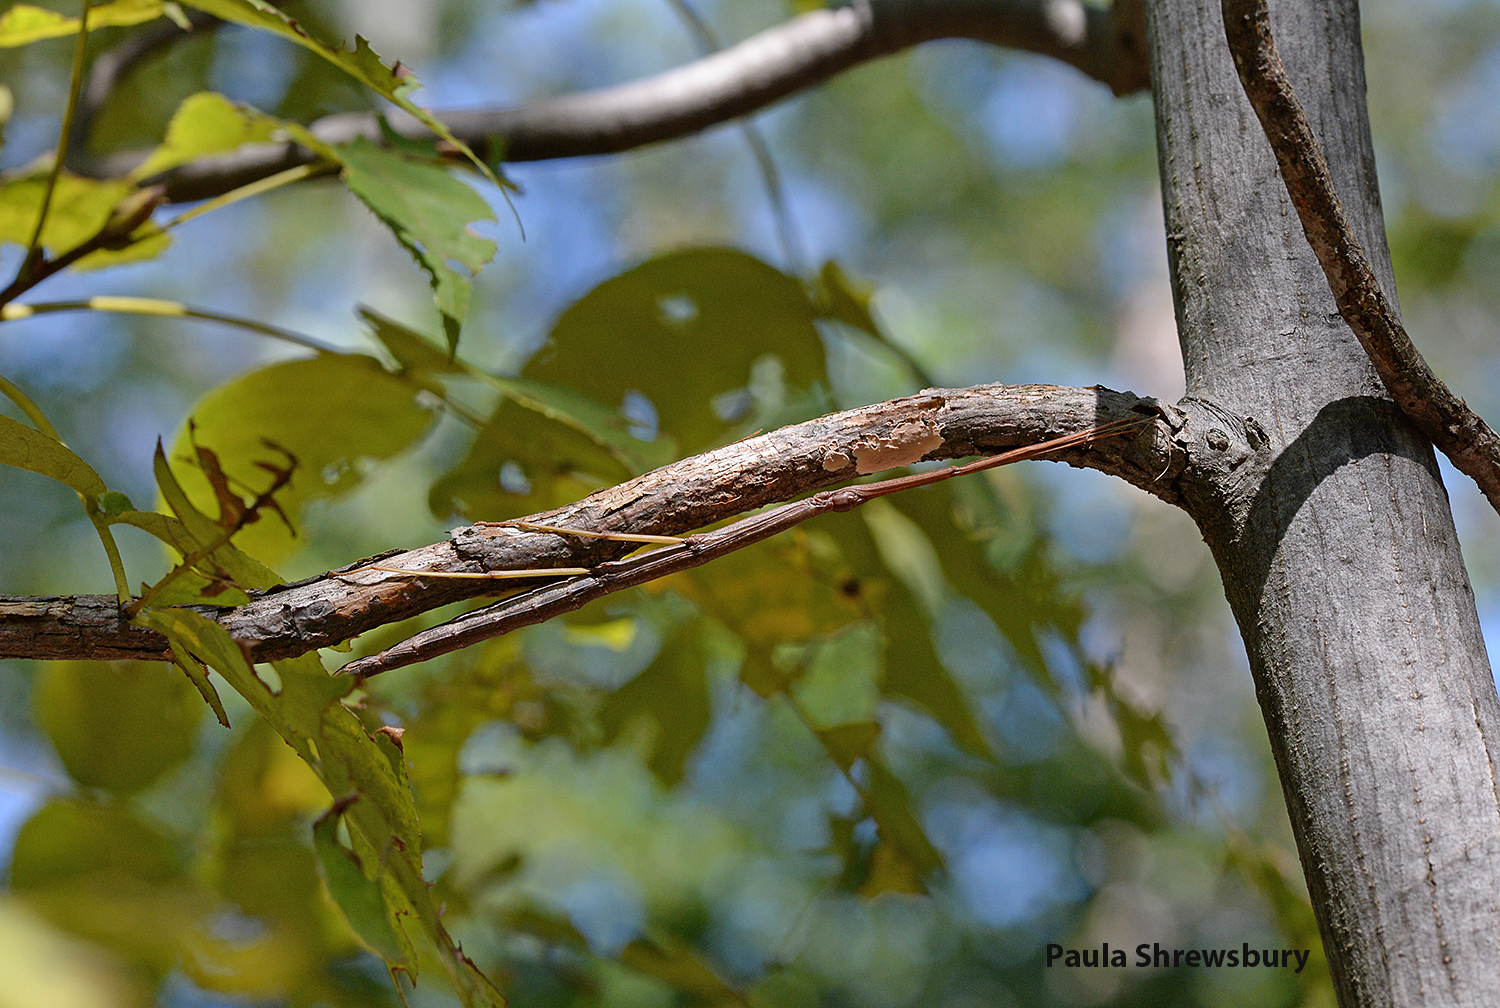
338,416 -> 1150,679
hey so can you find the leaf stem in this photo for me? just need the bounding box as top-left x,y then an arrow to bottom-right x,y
165,161 -> 335,230
23,0 -> 95,263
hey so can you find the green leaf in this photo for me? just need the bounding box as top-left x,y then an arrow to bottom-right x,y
339,139 -> 497,350
144,442 -> 283,596
808,721 -> 943,896
112,503 -> 274,601
99,490 -> 133,515
139,521 -> 501,1006
360,305 -> 464,377
0,414 -> 106,496
34,660 -> 202,794
599,618 -> 712,786
813,259 -> 880,337
170,651 -> 230,728
859,757 -> 943,896
131,91 -> 285,179
137,607 -> 281,731
314,797 -> 416,968
528,248 -> 827,454
0,171 -> 169,268
485,375 -> 678,474
360,307 -> 672,477
814,505 -> 994,759
10,799 -> 182,889
169,354 -> 435,565
178,0 -> 501,185
430,394 -> 634,521
9,798 -> 215,980
678,536 -> 866,659
0,0 -> 162,47
791,624 -> 883,730
816,721 -> 881,773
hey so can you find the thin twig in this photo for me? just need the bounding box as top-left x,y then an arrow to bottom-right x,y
661,0 -> 807,274
1222,0 -> 1500,514
339,416 -> 1147,678
23,0 -> 95,265
0,187 -> 166,307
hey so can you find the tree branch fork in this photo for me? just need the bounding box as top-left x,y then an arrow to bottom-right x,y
0,384 -> 1184,668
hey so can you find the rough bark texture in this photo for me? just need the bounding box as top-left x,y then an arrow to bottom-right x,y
0,385 -> 1180,664
1147,0 -> 1500,1004
1221,0 -> 1500,513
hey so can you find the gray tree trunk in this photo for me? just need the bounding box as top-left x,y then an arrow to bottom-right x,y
1145,0 -> 1500,1003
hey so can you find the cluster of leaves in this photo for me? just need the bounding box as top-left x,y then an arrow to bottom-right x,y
0,3 -> 1325,1007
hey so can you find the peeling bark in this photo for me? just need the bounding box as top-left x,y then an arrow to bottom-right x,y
0,384 -> 1180,664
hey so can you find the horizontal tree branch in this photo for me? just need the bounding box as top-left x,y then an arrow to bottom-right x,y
90,0 -> 1148,203
1222,0 -> 1500,514
0,383 -> 1182,667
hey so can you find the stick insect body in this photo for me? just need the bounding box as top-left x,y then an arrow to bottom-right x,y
338,416 -> 1151,678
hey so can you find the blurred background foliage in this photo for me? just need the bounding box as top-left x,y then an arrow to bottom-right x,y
1,0 -> 1497,1005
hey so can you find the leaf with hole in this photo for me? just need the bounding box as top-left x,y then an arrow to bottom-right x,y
168,354 -> 435,566
528,248 -> 827,454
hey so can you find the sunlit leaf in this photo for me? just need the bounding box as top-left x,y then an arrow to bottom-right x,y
178,0 -> 501,185
528,248 -> 827,453
10,799 -> 212,980
0,414 -> 107,496
217,718 -> 330,836
169,354 -> 435,565
0,896 -> 149,1008
0,0 -> 162,47
339,139 -> 497,350
131,92 -> 285,179
0,171 -> 168,267
34,660 -> 202,794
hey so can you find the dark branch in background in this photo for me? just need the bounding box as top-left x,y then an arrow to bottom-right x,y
1222,0 -> 1500,514
0,384 -> 1183,666
87,0 -> 1149,204
68,9 -> 222,163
